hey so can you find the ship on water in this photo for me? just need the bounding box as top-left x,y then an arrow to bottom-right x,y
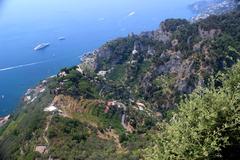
34,43 -> 50,51
58,36 -> 65,40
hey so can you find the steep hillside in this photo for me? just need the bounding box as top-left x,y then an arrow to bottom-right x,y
78,10 -> 240,111
145,60 -> 240,159
0,6 -> 240,160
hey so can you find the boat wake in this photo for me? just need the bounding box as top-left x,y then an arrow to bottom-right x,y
0,60 -> 49,72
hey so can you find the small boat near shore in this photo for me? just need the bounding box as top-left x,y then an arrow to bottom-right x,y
34,43 -> 50,51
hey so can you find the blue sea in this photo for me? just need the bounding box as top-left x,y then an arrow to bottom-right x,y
0,0 -> 197,116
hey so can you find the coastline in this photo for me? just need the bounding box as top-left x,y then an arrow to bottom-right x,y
0,115 -> 10,127
1,0 -> 237,125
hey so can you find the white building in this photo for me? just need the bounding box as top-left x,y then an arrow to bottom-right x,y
44,105 -> 58,112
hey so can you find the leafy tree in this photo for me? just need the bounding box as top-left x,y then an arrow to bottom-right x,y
144,62 -> 240,159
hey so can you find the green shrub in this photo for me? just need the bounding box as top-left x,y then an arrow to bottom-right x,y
144,62 -> 240,159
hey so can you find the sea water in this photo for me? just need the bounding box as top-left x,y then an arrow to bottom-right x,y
0,0 -> 197,116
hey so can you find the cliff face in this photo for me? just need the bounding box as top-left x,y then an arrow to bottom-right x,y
79,12 -> 240,110
0,7 -> 240,160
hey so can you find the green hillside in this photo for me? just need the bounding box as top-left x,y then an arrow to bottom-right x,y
0,6 -> 240,160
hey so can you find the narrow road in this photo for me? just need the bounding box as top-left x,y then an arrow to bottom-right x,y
120,103 -> 128,129
121,113 -> 127,129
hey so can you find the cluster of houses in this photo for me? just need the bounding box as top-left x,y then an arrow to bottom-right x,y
104,100 -> 126,113
104,100 -> 146,114
24,80 -> 47,104
192,0 -> 237,21
58,71 -> 67,77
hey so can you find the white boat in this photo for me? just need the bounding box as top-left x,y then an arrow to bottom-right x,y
34,43 -> 50,51
58,37 -> 65,40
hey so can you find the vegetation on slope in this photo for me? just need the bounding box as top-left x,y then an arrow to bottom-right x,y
0,88 -> 53,160
145,61 -> 240,159
0,6 -> 240,160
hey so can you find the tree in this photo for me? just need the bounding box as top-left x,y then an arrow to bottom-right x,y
144,62 -> 240,159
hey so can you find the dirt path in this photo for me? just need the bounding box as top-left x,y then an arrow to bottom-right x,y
121,113 -> 127,129
43,115 -> 53,145
120,103 -> 128,129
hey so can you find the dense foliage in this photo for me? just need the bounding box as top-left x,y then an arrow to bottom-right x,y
0,90 -> 53,160
144,62 -> 240,159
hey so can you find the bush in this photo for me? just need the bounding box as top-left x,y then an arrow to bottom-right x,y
144,62 -> 240,159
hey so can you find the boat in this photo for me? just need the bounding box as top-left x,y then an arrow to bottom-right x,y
58,37 -> 65,40
34,43 -> 50,51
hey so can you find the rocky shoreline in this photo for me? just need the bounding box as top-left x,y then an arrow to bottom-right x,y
0,115 -> 10,127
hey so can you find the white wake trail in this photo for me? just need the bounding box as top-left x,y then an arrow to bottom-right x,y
0,60 -> 49,72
